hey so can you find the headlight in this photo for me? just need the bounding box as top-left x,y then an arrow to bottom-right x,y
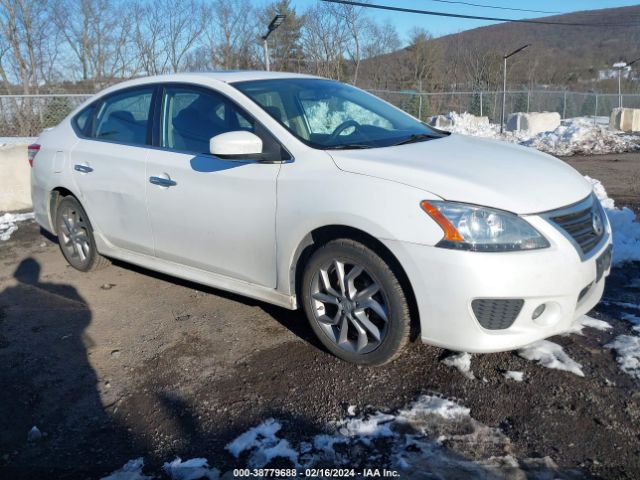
420,200 -> 550,252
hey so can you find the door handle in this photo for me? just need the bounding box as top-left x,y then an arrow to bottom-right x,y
74,164 -> 93,173
149,176 -> 177,187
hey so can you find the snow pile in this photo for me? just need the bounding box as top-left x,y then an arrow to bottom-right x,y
0,211 -> 35,241
587,176 -> 640,265
518,340 -> 585,377
522,118 -> 637,156
606,335 -> 640,380
101,458 -> 152,480
163,458 -> 219,480
439,112 -> 639,156
441,112 -> 499,138
226,418 -> 299,468
564,315 -> 612,335
441,352 -> 475,379
503,371 -> 525,382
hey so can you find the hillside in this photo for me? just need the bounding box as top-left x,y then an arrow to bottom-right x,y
360,5 -> 640,91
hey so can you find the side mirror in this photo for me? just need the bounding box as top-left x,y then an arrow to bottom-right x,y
209,131 -> 263,160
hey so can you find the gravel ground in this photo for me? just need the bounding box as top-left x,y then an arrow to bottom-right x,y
0,153 -> 639,479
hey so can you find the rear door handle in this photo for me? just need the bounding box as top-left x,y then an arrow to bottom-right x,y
149,176 -> 177,187
74,164 -> 93,173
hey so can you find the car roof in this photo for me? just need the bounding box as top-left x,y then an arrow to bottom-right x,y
98,71 -> 323,94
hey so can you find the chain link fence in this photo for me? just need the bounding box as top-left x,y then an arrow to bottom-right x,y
2,90 -> 640,137
0,94 -> 91,137
370,90 -> 640,124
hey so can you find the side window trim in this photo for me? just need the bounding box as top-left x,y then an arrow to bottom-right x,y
155,82 -> 292,162
72,85 -> 157,148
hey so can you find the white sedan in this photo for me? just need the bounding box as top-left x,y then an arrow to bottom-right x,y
29,72 -> 612,365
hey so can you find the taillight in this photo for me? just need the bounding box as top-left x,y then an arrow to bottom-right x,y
27,144 -> 40,167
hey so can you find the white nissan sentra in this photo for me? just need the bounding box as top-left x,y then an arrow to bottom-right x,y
30,71 -> 612,365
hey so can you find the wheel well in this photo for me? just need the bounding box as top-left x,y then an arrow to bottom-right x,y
292,225 -> 420,341
49,187 -> 76,234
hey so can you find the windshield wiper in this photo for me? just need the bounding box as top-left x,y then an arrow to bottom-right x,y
391,133 -> 443,146
324,144 -> 372,150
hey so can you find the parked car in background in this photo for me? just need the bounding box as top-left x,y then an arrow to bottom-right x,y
29,72 -> 612,365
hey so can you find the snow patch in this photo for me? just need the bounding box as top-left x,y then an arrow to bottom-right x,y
104,395 -> 563,478
565,315 -> 612,335
0,211 -> 35,241
586,176 -> 640,266
163,458 -> 219,480
441,352 -> 475,379
518,340 -> 585,377
101,458 -> 152,480
226,418 -> 299,468
606,335 -> 640,380
0,136 -> 37,147
503,371 -> 525,382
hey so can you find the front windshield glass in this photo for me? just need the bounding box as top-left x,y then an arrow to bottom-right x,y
233,78 -> 445,149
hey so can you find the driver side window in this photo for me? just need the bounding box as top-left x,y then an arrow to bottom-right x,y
161,86 -> 255,154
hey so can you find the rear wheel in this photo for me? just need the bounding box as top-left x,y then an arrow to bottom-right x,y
55,196 -> 110,272
301,239 -> 411,365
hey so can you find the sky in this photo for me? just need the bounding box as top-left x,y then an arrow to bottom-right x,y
292,0 -> 640,42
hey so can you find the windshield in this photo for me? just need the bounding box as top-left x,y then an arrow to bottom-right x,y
233,78 -> 445,149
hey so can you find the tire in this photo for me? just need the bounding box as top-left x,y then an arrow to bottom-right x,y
301,239 -> 411,365
55,196 -> 110,272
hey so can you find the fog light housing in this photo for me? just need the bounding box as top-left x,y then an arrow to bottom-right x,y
532,304 -> 546,320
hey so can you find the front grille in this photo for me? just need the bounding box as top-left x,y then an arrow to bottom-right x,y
471,299 -> 524,330
549,196 -> 605,256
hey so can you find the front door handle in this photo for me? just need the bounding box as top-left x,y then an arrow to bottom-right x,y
74,164 -> 93,174
149,176 -> 177,187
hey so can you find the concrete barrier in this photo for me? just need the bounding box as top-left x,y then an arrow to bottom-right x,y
609,107 -> 640,132
427,113 -> 489,129
506,112 -> 561,135
0,144 -> 32,212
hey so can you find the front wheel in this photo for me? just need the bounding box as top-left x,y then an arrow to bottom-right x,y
301,239 -> 411,365
55,196 -> 110,272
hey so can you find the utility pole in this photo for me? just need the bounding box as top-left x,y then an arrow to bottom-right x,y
500,44 -> 530,134
614,61 -> 627,108
262,14 -> 286,72
616,57 -> 640,108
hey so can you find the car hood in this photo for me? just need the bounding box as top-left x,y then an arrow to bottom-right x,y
327,134 -> 592,214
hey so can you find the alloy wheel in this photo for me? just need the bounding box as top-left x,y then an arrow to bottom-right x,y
310,259 -> 389,354
58,205 -> 91,269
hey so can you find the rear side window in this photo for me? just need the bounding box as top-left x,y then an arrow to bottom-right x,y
93,88 -> 154,145
73,105 -> 95,136
161,86 -> 255,154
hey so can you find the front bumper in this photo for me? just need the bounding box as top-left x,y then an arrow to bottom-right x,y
383,214 -> 612,353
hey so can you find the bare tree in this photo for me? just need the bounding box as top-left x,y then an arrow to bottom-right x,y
330,1 -> 371,85
361,21 -> 401,89
302,3 -> 348,79
204,0 -> 258,70
133,0 -> 206,75
404,28 -> 438,92
52,0 -> 135,88
0,0 -> 53,94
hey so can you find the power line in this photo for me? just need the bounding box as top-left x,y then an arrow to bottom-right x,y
425,0 -> 560,15
321,0 -> 640,27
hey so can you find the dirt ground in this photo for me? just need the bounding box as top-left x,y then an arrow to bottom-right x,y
0,153 -> 639,479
